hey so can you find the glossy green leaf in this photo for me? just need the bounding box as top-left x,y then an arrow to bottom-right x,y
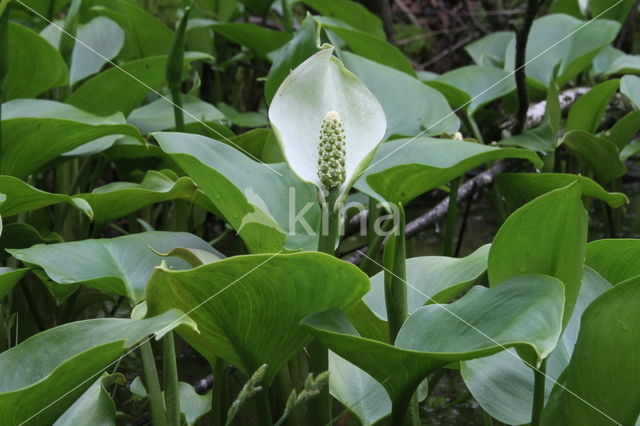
0,100 -> 143,178
357,137 -> 542,205
91,0 -> 173,59
225,129 -> 276,163
566,79 -> 619,133
127,95 -> 224,134
323,23 -> 415,75
464,31 -> 514,67
71,17 -> 124,84
0,267 -> 28,299
6,22 -> 67,100
592,46 -> 624,75
188,19 -> 291,59
620,139 -> 640,161
42,16 -> 125,85
146,252 -> 370,383
504,14 -> 619,89
341,52 -> 459,137
461,266 -> 611,425
606,110 -> 640,150
303,275 -> 564,419
586,239 -> 640,285
300,0 -> 384,38
604,53 -> 640,76
500,122 -> 558,152
561,130 -> 626,183
154,132 -> 321,252
542,277 -> 640,426
67,53 -> 210,116
0,175 -> 93,218
53,374 -> 117,426
621,74 -> 640,109
265,16 -> 318,104
8,232 -> 221,302
105,137 -> 177,177
0,309 -> 194,426
588,0 -> 637,23
427,65 -> 516,114
0,223 -> 62,262
216,102 -> 268,127
489,183 -> 587,327
496,173 -> 629,209
364,244 -> 490,322
75,170 -> 198,226
329,352 -> 390,426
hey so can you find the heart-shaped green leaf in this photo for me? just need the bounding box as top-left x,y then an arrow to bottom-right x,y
91,0 -> 173,59
6,21 -> 67,100
298,0 -> 385,38
322,23 -> 414,75
303,274 -> 564,421
605,54 -> 640,76
0,100 -> 143,178
357,137 -> 542,204
561,130 -> 626,183
498,121 -> 557,152
0,309 -> 194,425
187,20 -> 291,59
426,65 -> 516,115
264,16 -> 318,103
53,374 -> 117,426
621,74 -> 640,109
542,276 -> 640,426
606,110 -> 640,150
329,352 -> 390,426
8,232 -> 221,302
0,267 -> 28,299
341,52 -> 459,138
0,175 -> 93,218
67,53 -> 210,116
146,252 -> 370,383
489,183 -> 587,327
566,79 -> 619,133
464,31 -> 514,67
75,170 -> 198,226
503,14 -> 619,89
461,266 -> 611,425
0,223 -> 62,262
154,132 -> 321,252
586,238 -> 640,285
42,16 -> 125,85
496,173 -> 629,209
364,244 -> 490,322
127,95 -> 224,134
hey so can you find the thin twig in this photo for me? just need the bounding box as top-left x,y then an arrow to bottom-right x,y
393,0 -> 422,27
419,35 -> 475,69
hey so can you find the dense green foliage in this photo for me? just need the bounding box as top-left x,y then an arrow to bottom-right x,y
1,0 -> 639,425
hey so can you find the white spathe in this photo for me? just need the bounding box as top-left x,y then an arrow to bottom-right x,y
269,47 -> 387,203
